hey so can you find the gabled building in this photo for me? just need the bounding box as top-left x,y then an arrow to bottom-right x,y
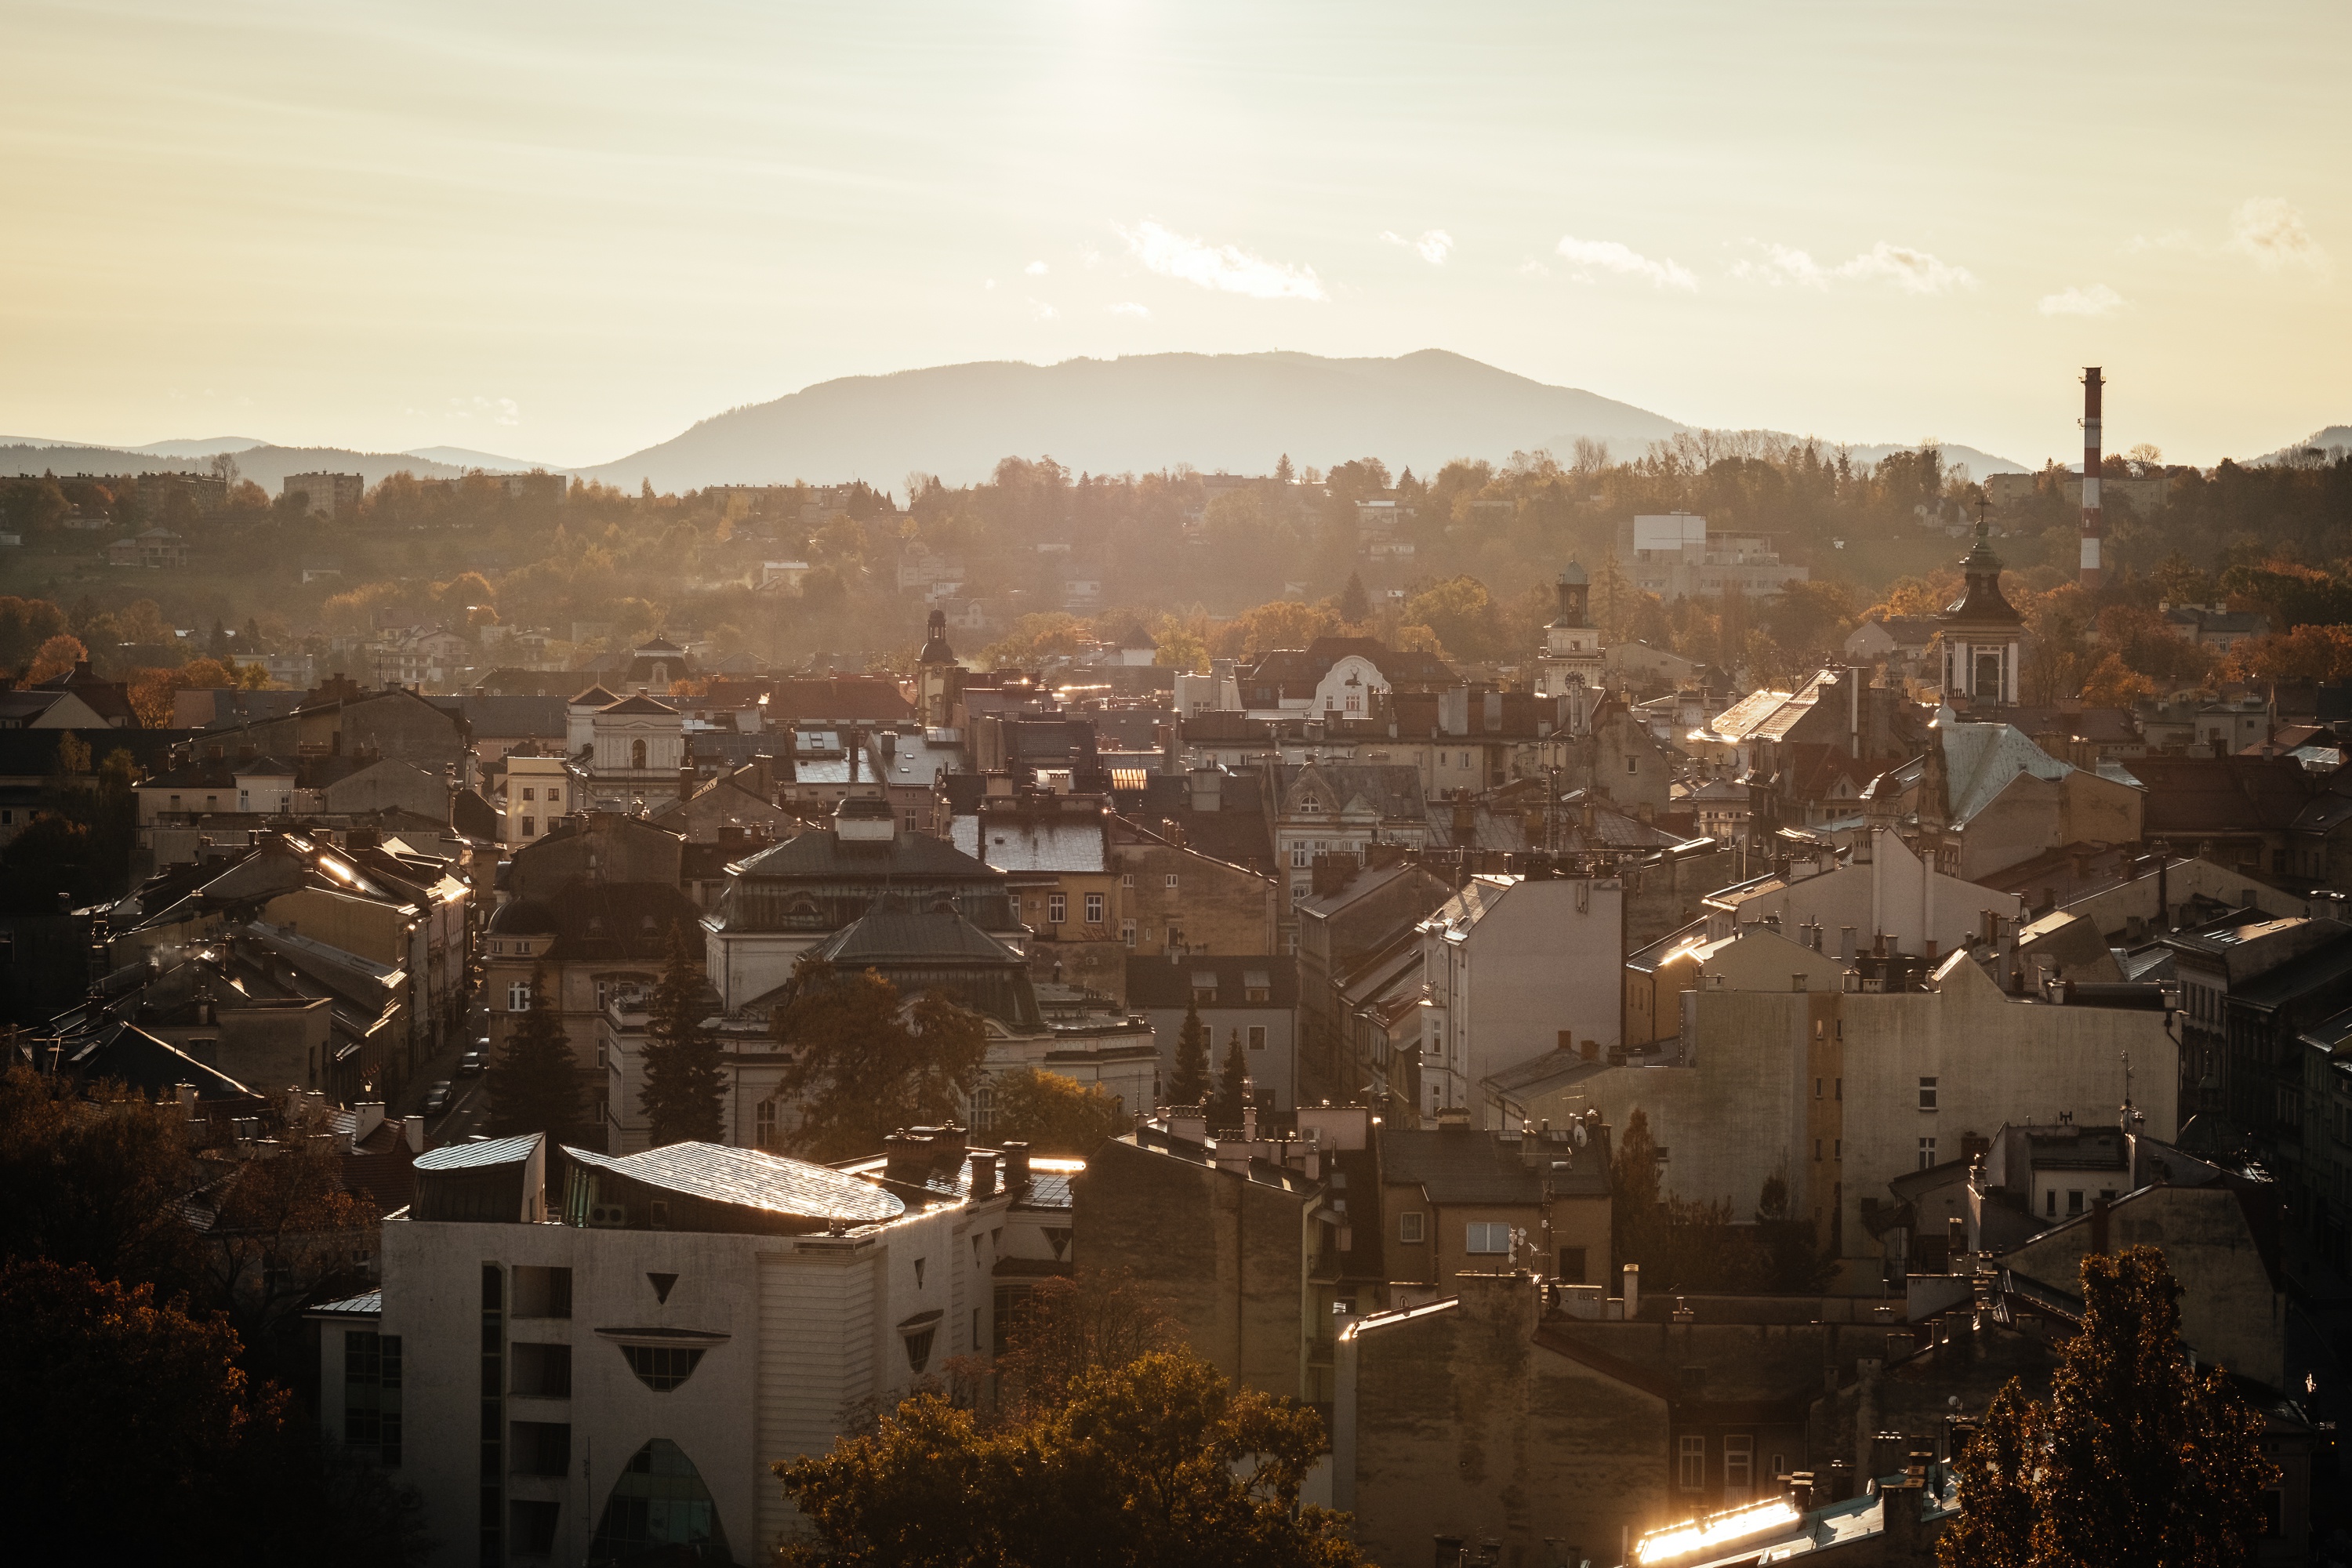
1418,873 -> 1625,1117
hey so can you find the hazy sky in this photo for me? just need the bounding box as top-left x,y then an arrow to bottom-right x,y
4,0 -> 2345,470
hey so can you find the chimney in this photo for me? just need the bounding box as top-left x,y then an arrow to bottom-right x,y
1788,1471 -> 1816,1515
1620,1262 -> 1640,1319
2090,1195 -> 2111,1255
1000,1139 -> 1031,1194
404,1116 -> 423,1154
678,761 -> 695,803
1188,765 -> 1222,812
2079,367 -> 2104,590
969,1150 -> 998,1200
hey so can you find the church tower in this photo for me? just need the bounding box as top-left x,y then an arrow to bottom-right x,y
1535,562 -> 1607,697
916,607 -> 963,728
1936,518 -> 2024,707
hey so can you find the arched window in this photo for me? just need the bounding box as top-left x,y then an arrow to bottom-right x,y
588,1439 -> 728,1565
631,738 -> 648,770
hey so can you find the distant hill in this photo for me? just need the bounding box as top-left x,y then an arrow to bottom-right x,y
132,437 -> 270,458
2256,426 -> 2352,466
402,445 -> 556,473
586,349 -> 1694,491
0,444 -> 475,490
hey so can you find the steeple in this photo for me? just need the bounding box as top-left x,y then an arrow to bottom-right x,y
918,607 -> 956,666
1551,561 -> 1592,630
1936,513 -> 2023,708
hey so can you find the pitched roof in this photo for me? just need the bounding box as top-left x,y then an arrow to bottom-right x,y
808,906 -> 1025,967
1124,954 -> 1298,1009
731,827 -> 1000,883
599,693 -> 678,717
2126,754 -> 2317,836
952,813 -> 1108,873
1938,720 -> 2078,825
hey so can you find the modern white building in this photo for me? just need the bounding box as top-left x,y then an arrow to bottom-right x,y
1417,874 -> 1625,1116
1628,512 -> 1809,601
316,1128 -> 1076,1566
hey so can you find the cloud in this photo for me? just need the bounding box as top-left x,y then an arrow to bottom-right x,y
2038,284 -> 2126,318
1025,260 -> 1049,275
1108,302 -> 1151,318
1733,239 -> 1975,294
1116,220 -> 1327,300
2229,197 -> 2327,270
1517,259 -> 1551,278
2124,229 -> 2193,254
1026,299 -> 1058,320
1555,235 -> 1697,290
449,394 -> 521,426
1381,229 -> 1454,264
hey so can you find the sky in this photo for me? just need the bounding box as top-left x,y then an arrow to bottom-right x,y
2,0 -> 2346,470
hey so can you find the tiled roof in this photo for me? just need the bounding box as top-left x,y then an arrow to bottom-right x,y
565,1141 -> 905,1224
2128,754 -> 2318,836
1938,721 -> 2078,825
953,815 -> 1108,873
808,906 -> 1024,967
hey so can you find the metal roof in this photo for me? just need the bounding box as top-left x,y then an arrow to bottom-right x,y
414,1133 -> 543,1170
565,1141 -> 905,1224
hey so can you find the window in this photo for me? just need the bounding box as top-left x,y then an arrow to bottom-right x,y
619,1344 -> 706,1392
1918,1076 -> 1939,1111
1678,1436 -> 1706,1490
902,1327 -> 937,1373
1084,892 -> 1104,924
1465,1222 -> 1512,1255
1815,1077 -> 1823,1100
588,1440 -> 725,1563
756,1098 -> 780,1151
1627,757 -> 1639,775
1294,882 -> 1310,900
1047,892 -> 1066,924
2046,1189 -> 2057,1218
344,1330 -> 403,1465
1291,844 -> 1310,868
1556,1246 -> 1587,1283
1164,873 -> 1179,888
1121,920 -> 1137,947
521,787 -> 535,801
1399,1210 -> 1425,1244
1833,1140 -> 1841,1160
510,1501 -> 559,1557
1120,873 -> 1134,889
1814,1139 -> 1823,1162
507,982 -> 530,1012
1247,1025 -> 1267,1051
546,788 -> 560,805
1918,1137 -> 1936,1169
631,738 -> 648,770
1725,1435 -> 1754,1494
2067,1190 -> 2085,1215
520,817 -> 535,838
510,1341 -> 572,1397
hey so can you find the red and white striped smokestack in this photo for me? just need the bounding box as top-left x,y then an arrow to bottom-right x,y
2079,366 -> 2104,590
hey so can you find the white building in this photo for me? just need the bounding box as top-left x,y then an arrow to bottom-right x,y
1532,563 -> 1606,698
1418,875 -> 1625,1116
318,1129 -> 1074,1566
1628,512 -> 1809,601
503,753 -> 571,849
1701,829 -> 2022,958
577,693 -> 686,812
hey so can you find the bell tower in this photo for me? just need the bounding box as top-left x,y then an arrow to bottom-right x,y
1936,517 -> 2024,708
916,607 -> 963,728
1536,562 -> 1606,697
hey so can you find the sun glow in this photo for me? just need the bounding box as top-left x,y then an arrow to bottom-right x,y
1633,1499 -> 1802,1564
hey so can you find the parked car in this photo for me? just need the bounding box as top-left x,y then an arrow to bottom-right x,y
456,1049 -> 487,1076
422,1080 -> 454,1115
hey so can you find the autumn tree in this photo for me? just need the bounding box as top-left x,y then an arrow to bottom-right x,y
194,1123 -> 379,1375
985,1066 -> 1125,1156
485,965 -> 590,1146
26,633 -> 86,682
1169,996 -> 1210,1107
1938,1247 -> 2273,1568
0,1065 -> 200,1291
993,1269 -> 1180,1419
770,956 -> 989,1161
639,925 -> 725,1145
778,1348 -> 1363,1568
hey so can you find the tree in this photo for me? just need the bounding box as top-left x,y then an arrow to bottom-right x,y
770,957 -> 990,1161
194,1125 -> 379,1375
1206,1031 -> 1250,1131
0,1258 -> 430,1566
1338,572 -> 1370,625
639,925 -> 725,1145
1169,996 -> 1210,1108
2077,652 -> 2157,708
26,633 -> 85,682
993,1269 -> 1179,1417
485,966 -> 588,1145
1938,1247 -> 2273,1568
0,1065 -> 200,1292
778,1348 -> 1363,1568
1610,1107 -> 1664,1276
985,1067 -> 1125,1156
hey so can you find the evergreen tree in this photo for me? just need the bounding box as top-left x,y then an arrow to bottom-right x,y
1206,1030 -> 1250,1131
485,966 -> 587,1146
1169,996 -> 1210,1107
1938,1247 -> 2273,1568
1274,452 -> 1294,485
640,925 -> 725,1147
770,955 -> 988,1162
1338,571 -> 1370,625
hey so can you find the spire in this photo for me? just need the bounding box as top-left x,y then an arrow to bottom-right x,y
917,606 -> 956,666
1941,508 -> 2022,628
